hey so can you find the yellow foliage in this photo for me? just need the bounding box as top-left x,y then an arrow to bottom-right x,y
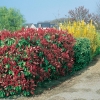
60,20 -> 100,54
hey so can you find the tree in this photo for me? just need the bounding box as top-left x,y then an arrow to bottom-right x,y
0,7 -> 25,32
68,6 -> 99,24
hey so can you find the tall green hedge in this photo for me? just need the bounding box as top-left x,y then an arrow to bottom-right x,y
73,38 -> 91,71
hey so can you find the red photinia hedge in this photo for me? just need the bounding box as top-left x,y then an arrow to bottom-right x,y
0,28 -> 75,97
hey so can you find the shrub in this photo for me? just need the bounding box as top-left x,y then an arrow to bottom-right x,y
60,20 -> 100,57
0,28 -> 75,97
93,33 -> 100,56
73,38 -> 91,71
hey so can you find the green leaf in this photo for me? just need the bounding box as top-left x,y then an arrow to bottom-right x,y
45,67 -> 48,72
16,38 -> 29,48
15,86 -> 22,92
24,71 -> 30,76
18,61 -> 25,67
36,39 -> 41,46
22,91 -> 30,96
44,34 -> 50,41
5,38 -> 15,46
44,58 -> 49,65
5,64 -> 10,68
0,40 -> 4,47
8,70 -> 14,75
14,55 -> 21,62
0,90 -> 5,98
38,52 -> 43,57
10,91 -> 15,96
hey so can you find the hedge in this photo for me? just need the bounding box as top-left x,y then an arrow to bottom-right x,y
0,28 -> 75,97
73,38 -> 91,71
0,28 -> 99,98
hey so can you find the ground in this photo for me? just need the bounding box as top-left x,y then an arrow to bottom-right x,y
1,55 -> 100,100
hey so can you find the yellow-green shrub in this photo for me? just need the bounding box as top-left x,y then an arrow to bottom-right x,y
94,32 -> 100,56
60,20 -> 100,56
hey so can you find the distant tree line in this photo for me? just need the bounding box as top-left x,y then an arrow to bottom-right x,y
41,6 -> 100,30
1,4 -> 100,31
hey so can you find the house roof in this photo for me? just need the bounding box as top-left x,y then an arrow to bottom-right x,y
25,23 -> 33,27
24,22 -> 55,28
37,22 -> 51,27
24,23 -> 36,29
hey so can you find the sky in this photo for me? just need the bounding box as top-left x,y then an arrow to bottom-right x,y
0,0 -> 99,24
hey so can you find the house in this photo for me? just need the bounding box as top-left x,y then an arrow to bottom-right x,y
24,22 -> 56,29
50,24 -> 55,28
25,23 -> 36,29
37,22 -> 55,29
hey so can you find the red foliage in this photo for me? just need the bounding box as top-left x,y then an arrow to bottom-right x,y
0,28 -> 75,97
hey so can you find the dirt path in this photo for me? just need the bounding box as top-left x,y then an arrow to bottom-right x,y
2,55 -> 100,100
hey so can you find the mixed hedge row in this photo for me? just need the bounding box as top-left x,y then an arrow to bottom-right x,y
0,27 -> 99,98
0,28 -> 75,97
60,20 -> 100,57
